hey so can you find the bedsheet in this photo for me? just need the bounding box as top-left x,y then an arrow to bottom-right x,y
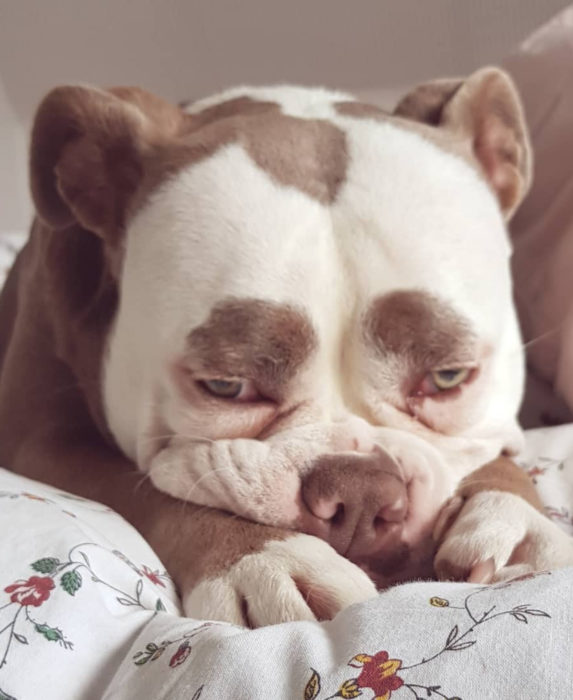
0,424 -> 572,699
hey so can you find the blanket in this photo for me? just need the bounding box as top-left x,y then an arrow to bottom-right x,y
0,423 -> 572,699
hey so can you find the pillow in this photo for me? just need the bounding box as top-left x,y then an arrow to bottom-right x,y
0,231 -> 26,288
504,6 -> 573,427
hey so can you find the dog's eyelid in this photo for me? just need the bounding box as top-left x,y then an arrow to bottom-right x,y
197,377 -> 277,405
432,361 -> 478,372
411,365 -> 478,400
201,377 -> 252,399
203,378 -> 245,398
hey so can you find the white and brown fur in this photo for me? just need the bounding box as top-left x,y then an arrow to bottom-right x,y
0,70 -> 572,627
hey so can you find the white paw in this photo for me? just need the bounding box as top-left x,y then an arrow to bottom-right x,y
435,490 -> 573,583
183,533 -> 377,627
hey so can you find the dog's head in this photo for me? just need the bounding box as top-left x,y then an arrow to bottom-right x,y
30,69 -> 531,579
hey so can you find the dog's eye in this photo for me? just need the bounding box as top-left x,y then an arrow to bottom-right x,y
413,367 -> 472,398
201,378 -> 259,401
203,379 -> 244,398
431,368 -> 471,390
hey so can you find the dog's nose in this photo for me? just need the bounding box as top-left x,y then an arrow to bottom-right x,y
301,447 -> 407,558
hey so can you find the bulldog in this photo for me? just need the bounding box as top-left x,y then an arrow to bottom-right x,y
1,67 -> 572,627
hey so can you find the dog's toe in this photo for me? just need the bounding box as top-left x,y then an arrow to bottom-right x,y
434,491 -> 530,581
183,533 -> 377,627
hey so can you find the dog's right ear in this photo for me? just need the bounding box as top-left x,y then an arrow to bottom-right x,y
30,85 -> 184,244
394,68 -> 532,219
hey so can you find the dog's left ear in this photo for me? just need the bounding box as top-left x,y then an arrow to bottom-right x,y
394,67 -> 531,219
30,85 -> 185,244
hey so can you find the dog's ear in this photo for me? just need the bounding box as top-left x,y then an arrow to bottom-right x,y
30,85 -> 184,242
394,68 -> 531,218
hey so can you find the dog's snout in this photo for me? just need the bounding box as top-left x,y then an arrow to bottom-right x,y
301,447 -> 408,558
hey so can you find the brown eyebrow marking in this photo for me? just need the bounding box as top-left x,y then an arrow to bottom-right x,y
186,298 -> 318,394
363,289 -> 477,368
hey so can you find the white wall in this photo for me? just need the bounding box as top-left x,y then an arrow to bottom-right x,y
0,0 -> 570,234
0,75 -> 30,233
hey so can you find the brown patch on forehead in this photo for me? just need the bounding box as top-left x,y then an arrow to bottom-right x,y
364,290 -> 477,368
245,116 -> 346,204
187,95 -> 281,129
336,100 -> 391,121
143,100 -> 348,207
186,298 -> 317,394
335,100 -> 474,169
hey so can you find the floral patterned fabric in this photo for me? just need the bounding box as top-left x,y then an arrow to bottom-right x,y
0,426 -> 572,699
104,567 -> 573,700
0,470 -> 181,699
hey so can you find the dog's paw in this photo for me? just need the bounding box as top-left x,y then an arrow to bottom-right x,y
182,533 -> 377,627
434,490 -> 573,583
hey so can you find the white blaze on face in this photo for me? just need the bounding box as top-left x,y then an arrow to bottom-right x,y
330,116 -> 524,444
102,89 -> 524,532
103,143 -> 344,461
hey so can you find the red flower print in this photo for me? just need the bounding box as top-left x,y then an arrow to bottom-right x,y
169,641 -> 191,668
4,576 -> 55,607
350,651 -> 403,700
141,565 -> 166,588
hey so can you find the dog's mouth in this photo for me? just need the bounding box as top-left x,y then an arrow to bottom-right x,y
297,467 -> 439,561
143,421 -> 448,588
355,537 -> 437,588
294,444 -> 449,564
140,387 -> 455,584
295,484 -> 438,589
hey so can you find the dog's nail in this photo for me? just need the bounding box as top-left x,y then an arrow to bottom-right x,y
467,557 -> 495,584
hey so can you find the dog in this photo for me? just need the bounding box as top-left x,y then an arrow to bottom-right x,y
1,68 -> 572,628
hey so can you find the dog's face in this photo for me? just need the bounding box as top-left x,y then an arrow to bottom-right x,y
31,71 -> 531,579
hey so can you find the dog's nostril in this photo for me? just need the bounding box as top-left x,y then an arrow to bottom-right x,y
310,498 -> 341,521
331,503 -> 345,526
373,515 -> 386,530
380,499 -> 407,523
